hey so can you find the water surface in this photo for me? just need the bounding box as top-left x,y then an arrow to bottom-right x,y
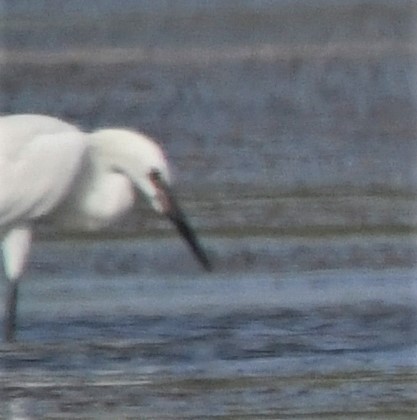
0,238 -> 416,418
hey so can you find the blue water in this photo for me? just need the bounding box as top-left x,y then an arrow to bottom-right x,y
0,0 -> 416,417
0,238 -> 416,418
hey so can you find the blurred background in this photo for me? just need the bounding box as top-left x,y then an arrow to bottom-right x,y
1,0 -> 417,418
1,0 -> 417,244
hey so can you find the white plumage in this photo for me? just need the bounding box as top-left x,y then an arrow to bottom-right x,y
0,114 -> 211,341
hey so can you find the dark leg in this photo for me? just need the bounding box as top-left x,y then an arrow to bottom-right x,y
4,281 -> 18,342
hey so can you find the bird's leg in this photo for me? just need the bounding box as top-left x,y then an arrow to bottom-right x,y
2,226 -> 32,342
4,280 -> 18,342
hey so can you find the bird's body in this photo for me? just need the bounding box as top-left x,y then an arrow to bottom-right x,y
0,114 -> 211,341
0,114 -> 86,228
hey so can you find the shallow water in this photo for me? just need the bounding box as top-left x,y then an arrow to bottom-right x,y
0,238 -> 416,418
1,0 -> 417,417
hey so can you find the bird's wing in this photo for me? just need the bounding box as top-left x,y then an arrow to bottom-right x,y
0,129 -> 88,227
0,114 -> 81,159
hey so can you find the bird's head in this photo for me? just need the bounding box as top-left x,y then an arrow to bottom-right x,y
90,128 -> 211,271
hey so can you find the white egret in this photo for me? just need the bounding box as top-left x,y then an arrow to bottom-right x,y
0,114 -> 211,342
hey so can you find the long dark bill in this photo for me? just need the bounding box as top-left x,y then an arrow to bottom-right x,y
153,177 -> 212,272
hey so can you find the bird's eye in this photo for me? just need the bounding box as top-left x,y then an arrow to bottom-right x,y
149,169 -> 161,183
